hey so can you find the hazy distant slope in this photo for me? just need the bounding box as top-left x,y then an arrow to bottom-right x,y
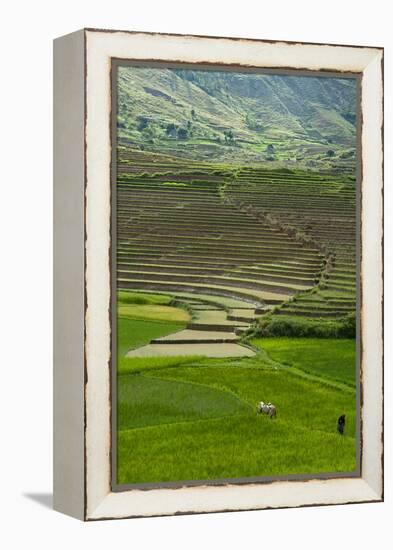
117,66 -> 357,171
174,70 -> 356,142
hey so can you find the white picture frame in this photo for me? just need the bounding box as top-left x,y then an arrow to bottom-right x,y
53,28 -> 383,521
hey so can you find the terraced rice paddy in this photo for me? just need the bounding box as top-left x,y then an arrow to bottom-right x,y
224,167 -> 356,321
117,145 -> 356,356
115,146 -> 358,484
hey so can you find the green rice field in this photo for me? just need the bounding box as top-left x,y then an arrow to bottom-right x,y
116,295 -> 357,484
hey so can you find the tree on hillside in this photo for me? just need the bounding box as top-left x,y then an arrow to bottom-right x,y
266,143 -> 275,154
327,149 -> 335,157
141,125 -> 156,143
245,113 -> 256,129
166,123 -> 177,138
224,129 -> 234,143
137,116 -> 149,131
245,113 -> 264,131
191,108 -> 196,119
178,128 -> 189,139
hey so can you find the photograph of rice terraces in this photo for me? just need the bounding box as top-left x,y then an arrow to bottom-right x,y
114,64 -> 359,487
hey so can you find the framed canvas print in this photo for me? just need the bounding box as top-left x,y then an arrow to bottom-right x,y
53,28 -> 384,521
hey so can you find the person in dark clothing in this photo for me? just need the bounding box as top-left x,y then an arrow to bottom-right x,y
337,414 -> 346,435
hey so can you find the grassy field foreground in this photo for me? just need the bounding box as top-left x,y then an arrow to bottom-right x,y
116,296 -> 357,485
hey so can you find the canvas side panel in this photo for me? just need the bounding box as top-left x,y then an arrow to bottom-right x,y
53,29 -> 85,520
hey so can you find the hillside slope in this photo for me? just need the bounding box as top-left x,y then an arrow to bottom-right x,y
117,66 -> 357,171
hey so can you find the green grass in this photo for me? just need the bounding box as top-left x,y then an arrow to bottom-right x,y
150,363 -> 356,436
118,373 -> 250,430
118,355 -> 202,376
118,415 -> 355,484
116,345 -> 357,484
118,303 -> 190,323
116,319 -> 357,484
117,317 -> 185,356
117,360 -> 356,484
117,290 -> 173,305
253,337 -> 356,387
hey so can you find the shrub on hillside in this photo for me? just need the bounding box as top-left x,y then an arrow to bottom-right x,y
337,312 -> 356,338
120,295 -> 148,305
255,314 -> 356,339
